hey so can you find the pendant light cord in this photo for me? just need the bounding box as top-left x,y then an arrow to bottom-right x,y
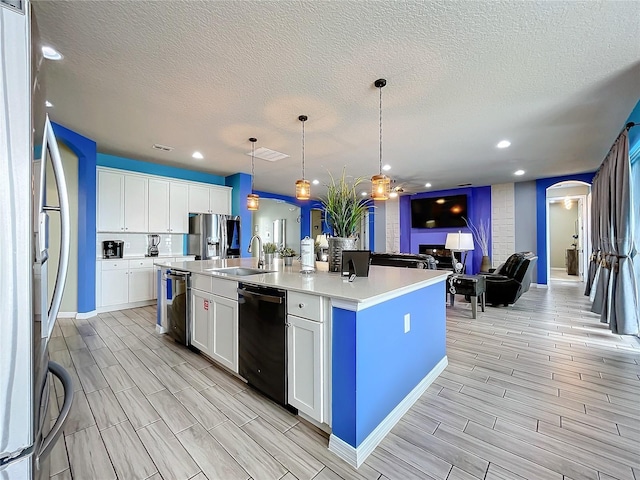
302,118 -> 305,180
379,83 -> 383,175
250,138 -> 256,191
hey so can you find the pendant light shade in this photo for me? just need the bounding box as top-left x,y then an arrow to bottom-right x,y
295,115 -> 310,200
247,137 -> 259,211
371,78 -> 390,201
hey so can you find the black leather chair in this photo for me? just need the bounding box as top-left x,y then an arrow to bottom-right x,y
481,252 -> 537,306
370,252 -> 437,269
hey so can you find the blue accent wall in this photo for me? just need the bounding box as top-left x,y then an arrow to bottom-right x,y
97,153 -> 226,185
399,187 -> 491,274
226,173 -> 253,257
52,123 -> 97,314
535,172 -> 595,285
332,281 -> 446,448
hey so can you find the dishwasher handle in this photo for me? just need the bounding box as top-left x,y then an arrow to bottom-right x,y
237,288 -> 284,304
164,270 -> 190,281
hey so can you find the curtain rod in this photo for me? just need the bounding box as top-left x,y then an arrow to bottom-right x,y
593,122 -> 635,182
626,122 -> 637,130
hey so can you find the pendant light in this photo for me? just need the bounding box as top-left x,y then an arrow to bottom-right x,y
295,115 -> 311,200
371,78 -> 390,200
247,137 -> 259,211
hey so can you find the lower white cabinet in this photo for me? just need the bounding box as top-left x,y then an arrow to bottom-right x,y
189,286 -> 239,373
101,265 -> 129,307
287,314 -> 324,422
99,258 -> 155,308
128,268 -> 154,303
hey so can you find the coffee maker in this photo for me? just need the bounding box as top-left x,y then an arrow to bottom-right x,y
147,234 -> 160,257
103,240 -> 124,259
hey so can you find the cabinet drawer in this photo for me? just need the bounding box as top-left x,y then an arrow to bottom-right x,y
211,277 -> 238,300
191,274 -> 212,292
288,291 -> 322,322
129,258 -> 155,269
101,260 -> 129,271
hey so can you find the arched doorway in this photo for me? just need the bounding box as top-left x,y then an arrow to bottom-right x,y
545,181 -> 591,284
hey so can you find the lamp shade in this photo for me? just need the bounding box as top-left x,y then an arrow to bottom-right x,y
315,234 -> 329,248
445,232 -> 474,251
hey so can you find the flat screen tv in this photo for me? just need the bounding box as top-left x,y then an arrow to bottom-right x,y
411,194 -> 468,229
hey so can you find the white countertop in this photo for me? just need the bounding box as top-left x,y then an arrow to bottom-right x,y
159,258 -> 449,310
98,255 -> 194,261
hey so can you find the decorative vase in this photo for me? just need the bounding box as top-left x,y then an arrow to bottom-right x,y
480,255 -> 492,273
284,256 -> 293,266
264,253 -> 274,265
327,237 -> 357,272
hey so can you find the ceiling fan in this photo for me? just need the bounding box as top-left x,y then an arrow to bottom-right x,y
388,178 -> 423,196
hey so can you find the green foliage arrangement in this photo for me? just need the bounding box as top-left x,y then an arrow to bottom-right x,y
279,247 -> 296,257
320,168 -> 371,238
263,242 -> 277,254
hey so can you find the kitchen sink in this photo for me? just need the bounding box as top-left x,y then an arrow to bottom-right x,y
207,267 -> 274,276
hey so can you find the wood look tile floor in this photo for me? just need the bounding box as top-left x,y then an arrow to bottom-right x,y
49,281 -> 640,480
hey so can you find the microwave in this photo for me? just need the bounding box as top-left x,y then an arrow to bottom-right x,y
103,240 -> 124,259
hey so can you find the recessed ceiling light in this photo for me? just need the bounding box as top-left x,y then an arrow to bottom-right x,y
436,198 -> 445,204
45,100 -> 53,108
382,164 -> 391,171
496,140 -> 511,149
192,151 -> 204,160
361,191 -> 368,197
425,183 -> 432,188
312,179 -> 319,185
42,45 -> 63,60
514,169 -> 525,176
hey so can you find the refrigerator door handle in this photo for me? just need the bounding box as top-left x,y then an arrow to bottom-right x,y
42,116 -> 70,335
38,361 -> 73,462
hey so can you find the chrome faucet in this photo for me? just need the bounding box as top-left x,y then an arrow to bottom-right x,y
248,234 -> 264,269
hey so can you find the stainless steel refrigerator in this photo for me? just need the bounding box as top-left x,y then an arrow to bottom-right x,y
188,213 -> 241,259
0,2 -> 73,478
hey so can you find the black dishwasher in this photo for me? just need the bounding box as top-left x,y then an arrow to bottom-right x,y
237,283 -> 289,407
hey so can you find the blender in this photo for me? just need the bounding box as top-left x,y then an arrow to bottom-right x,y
147,234 -> 160,257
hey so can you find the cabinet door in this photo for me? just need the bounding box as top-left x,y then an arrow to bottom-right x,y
148,178 -> 170,233
169,182 -> 189,233
211,295 -> 238,372
209,186 -> 231,215
188,184 -> 211,214
97,171 -> 124,232
128,268 -> 154,303
287,314 -> 323,422
124,175 -> 149,232
190,289 -> 212,355
101,269 -> 129,306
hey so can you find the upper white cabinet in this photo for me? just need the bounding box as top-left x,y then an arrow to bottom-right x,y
98,168 -> 231,233
97,171 -> 124,232
148,179 -> 189,234
188,184 -> 231,215
98,170 -> 148,232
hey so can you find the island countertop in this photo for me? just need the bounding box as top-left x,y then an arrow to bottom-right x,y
158,258 -> 449,310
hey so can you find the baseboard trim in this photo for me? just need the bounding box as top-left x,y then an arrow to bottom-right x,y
155,324 -> 167,334
97,300 -> 155,314
328,355 -> 448,468
57,311 -> 77,318
533,283 -> 548,289
76,310 -> 97,319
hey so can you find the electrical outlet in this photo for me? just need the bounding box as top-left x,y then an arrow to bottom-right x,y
125,242 -> 131,249
404,313 -> 410,333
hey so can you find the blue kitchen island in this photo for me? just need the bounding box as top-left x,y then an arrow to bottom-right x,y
157,258 -> 449,467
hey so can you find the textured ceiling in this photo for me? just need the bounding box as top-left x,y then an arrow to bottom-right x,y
34,0 -> 640,197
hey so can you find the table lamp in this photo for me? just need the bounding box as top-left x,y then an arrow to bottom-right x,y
315,234 -> 329,262
445,231 -> 474,274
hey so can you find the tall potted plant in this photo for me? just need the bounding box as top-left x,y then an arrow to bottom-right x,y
320,169 -> 370,272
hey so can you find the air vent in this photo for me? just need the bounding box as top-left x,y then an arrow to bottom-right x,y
152,143 -> 174,152
458,183 -> 472,187
1,0 -> 24,12
246,147 -> 289,162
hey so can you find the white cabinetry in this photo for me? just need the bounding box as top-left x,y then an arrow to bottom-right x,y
189,275 -> 238,372
188,184 -> 232,215
97,170 -> 148,232
127,259 -> 155,303
287,291 -> 327,423
148,179 -> 189,234
99,258 -> 155,308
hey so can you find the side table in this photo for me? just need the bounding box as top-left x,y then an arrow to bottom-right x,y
447,274 -> 486,319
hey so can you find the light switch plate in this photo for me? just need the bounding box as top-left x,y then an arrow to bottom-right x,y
404,313 -> 410,333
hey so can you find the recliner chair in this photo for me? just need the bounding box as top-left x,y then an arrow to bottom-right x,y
481,252 -> 537,306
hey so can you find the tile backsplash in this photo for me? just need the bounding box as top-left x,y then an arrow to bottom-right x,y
97,233 -> 185,258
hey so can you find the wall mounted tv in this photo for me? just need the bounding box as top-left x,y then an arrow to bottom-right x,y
411,194 -> 468,229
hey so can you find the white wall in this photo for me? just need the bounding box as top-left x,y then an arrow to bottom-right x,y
252,199 -> 301,252
47,143 -> 78,314
491,183 -> 515,267
549,201 -> 579,268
